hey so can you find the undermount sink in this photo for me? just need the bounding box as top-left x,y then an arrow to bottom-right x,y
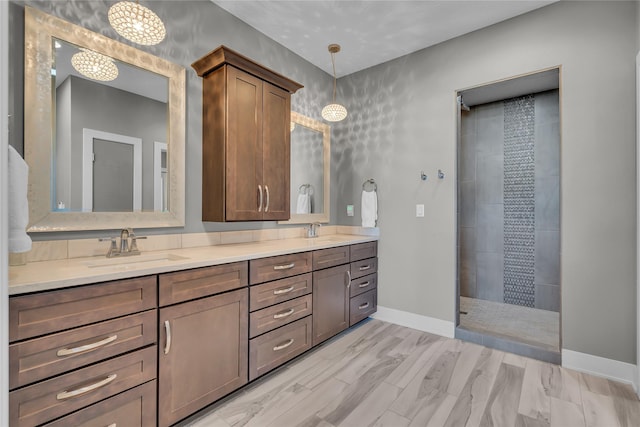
85,253 -> 190,269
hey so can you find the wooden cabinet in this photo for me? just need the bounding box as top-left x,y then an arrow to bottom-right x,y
312,263 -> 351,346
192,46 -> 303,222
158,287 -> 248,427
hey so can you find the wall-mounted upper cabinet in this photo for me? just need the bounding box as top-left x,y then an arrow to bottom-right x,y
192,46 -> 303,221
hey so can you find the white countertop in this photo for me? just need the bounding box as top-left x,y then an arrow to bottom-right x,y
9,234 -> 378,295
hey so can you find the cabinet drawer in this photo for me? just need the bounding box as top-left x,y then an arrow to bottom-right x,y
313,245 -> 350,270
350,241 -> 378,262
249,316 -> 312,381
10,310 -> 157,390
249,252 -> 312,285
10,276 -> 157,342
159,261 -> 248,306
250,273 -> 312,311
250,294 -> 312,338
43,380 -> 156,427
350,257 -> 378,280
10,346 -> 157,427
350,289 -> 377,326
349,273 -> 378,298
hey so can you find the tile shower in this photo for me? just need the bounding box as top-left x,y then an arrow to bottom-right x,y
457,89 -> 560,359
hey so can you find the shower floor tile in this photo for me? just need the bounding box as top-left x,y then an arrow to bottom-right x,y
459,296 -> 559,352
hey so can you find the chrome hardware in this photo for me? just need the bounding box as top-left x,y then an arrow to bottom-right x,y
306,222 -> 322,238
362,178 -> 377,191
258,185 -> 263,212
99,228 -> 145,258
438,169 -> 445,179
358,281 -> 370,288
273,262 -> 295,271
273,285 -> 295,295
358,265 -> 371,271
273,308 -> 295,319
164,320 -> 172,355
358,302 -> 370,310
420,171 -> 428,181
265,185 -> 270,212
56,374 -> 117,400
57,335 -> 118,357
346,270 -> 352,288
273,338 -> 294,351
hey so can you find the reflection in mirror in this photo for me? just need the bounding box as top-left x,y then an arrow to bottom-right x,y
280,112 -> 330,224
24,7 -> 185,231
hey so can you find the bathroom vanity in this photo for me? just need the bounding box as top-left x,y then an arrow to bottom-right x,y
8,235 -> 378,427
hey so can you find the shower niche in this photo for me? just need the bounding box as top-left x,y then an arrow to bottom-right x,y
455,68 -> 561,363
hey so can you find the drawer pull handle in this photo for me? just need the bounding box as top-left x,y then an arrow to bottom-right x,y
57,335 -> 118,357
345,270 -> 351,288
358,282 -> 370,288
56,374 -> 117,400
273,308 -> 295,319
265,185 -> 270,212
359,302 -> 370,310
273,285 -> 295,295
258,185 -> 263,212
358,265 -> 372,271
273,338 -> 295,351
273,262 -> 295,271
107,424 -> 117,427
164,320 -> 172,355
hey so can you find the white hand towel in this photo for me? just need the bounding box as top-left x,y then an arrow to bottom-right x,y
8,145 -> 32,253
296,193 -> 310,214
361,190 -> 377,228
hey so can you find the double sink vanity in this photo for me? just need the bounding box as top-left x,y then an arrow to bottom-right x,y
8,234 -> 379,426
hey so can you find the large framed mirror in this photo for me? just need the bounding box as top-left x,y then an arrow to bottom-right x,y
24,7 -> 185,232
280,112 -> 330,224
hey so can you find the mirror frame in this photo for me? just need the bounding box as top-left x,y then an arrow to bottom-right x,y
280,111 -> 330,224
24,6 -> 185,232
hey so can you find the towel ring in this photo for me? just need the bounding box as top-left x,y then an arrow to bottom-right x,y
298,183 -> 313,195
362,178 -> 377,192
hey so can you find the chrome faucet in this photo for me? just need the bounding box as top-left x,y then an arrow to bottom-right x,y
99,228 -> 146,258
307,222 -> 322,238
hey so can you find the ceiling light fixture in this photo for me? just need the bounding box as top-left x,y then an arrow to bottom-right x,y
71,48 -> 119,81
321,44 -> 347,122
108,0 -> 166,46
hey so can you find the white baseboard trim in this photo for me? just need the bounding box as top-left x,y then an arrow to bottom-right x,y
562,349 -> 638,393
371,306 -> 455,338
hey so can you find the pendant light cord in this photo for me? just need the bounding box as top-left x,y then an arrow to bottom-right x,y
331,51 -> 337,103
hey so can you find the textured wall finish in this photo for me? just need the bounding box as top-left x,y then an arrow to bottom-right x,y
503,95 -> 536,307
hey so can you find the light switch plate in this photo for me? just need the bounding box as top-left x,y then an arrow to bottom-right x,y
416,204 -> 425,217
347,204 -> 354,217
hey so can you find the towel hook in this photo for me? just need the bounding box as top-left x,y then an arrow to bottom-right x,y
420,171 -> 428,181
438,169 -> 445,179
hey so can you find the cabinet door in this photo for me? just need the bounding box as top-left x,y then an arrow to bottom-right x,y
158,288 -> 248,427
262,81 -> 291,220
312,264 -> 350,346
226,66 -> 263,221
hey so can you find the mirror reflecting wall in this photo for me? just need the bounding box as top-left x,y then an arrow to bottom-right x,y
25,7 -> 185,231
282,112 -> 330,224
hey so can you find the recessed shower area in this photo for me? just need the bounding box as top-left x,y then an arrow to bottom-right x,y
455,68 -> 561,363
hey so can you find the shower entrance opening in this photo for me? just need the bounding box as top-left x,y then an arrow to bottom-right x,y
455,68 -> 561,364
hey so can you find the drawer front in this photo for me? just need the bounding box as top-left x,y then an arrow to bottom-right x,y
349,273 -> 378,298
313,245 -> 350,270
10,276 -> 157,342
350,289 -> 377,326
159,261 -> 248,306
249,316 -> 312,381
10,310 -> 157,389
250,273 -> 312,311
43,380 -> 156,427
350,257 -> 378,280
249,252 -> 312,285
10,346 -> 157,427
350,241 -> 378,262
250,294 -> 312,338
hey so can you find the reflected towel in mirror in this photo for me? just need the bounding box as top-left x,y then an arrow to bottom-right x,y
296,193 -> 311,214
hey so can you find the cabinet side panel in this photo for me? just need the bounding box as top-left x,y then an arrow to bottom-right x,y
202,67 -> 226,222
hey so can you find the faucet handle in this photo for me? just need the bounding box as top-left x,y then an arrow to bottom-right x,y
98,237 -> 118,258
130,235 -> 147,253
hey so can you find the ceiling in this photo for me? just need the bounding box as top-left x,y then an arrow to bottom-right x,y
212,0 -> 557,78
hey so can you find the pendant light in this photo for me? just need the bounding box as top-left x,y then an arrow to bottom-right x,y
71,48 -> 119,82
321,44 -> 347,122
108,0 -> 166,46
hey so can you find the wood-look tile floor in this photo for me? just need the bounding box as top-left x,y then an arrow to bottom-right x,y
182,319 -> 639,427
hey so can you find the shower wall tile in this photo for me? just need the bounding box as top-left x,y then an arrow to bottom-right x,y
535,122 -> 560,178
476,203 -> 504,253
476,115 -> 504,154
477,174 -> 504,204
534,90 -> 560,126
459,132 -> 476,182
535,230 -> 561,285
476,251 -> 504,302
459,180 -> 476,227
535,176 -> 560,231
535,283 -> 560,312
461,109 -> 477,136
477,152 -> 504,177
460,227 -> 477,298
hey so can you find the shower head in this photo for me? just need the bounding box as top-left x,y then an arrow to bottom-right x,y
457,95 -> 471,111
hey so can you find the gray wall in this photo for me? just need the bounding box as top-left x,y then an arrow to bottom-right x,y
334,1 -> 637,364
